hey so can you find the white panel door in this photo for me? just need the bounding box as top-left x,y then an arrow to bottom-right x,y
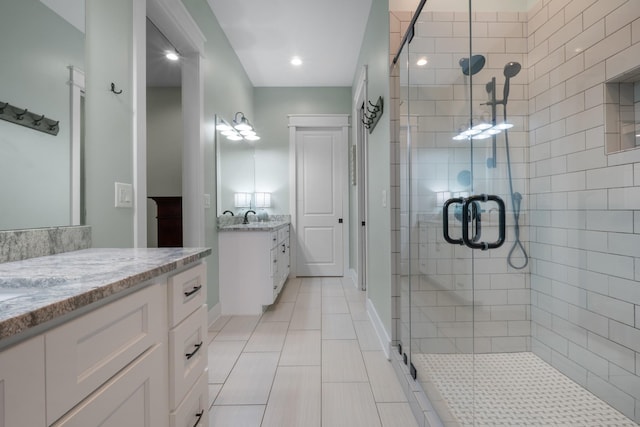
296,129 -> 344,276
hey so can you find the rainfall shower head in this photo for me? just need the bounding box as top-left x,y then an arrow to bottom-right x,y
459,55 -> 486,76
503,61 -> 521,104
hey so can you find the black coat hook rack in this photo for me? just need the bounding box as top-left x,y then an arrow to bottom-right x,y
0,100 -> 59,136
110,82 -> 123,94
362,96 -> 383,133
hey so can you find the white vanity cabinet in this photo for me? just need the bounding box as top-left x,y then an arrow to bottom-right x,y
167,263 -> 209,427
0,257 -> 208,427
219,224 -> 290,315
0,336 -> 46,426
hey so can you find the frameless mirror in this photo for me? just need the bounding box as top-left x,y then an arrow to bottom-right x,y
215,114 -> 256,216
0,0 -> 85,230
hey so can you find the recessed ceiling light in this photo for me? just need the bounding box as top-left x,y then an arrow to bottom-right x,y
416,57 -> 428,66
291,56 -> 303,66
166,51 -> 179,61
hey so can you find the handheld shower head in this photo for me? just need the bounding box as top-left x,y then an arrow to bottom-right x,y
502,62 -> 521,104
459,55 -> 486,76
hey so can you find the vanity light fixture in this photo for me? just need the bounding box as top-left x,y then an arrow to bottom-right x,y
217,114 -> 261,142
291,56 -> 303,66
165,51 -> 179,61
234,192 -> 252,208
254,192 -> 272,208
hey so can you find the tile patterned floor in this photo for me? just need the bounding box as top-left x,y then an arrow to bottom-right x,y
413,352 -> 639,427
207,277 -> 419,427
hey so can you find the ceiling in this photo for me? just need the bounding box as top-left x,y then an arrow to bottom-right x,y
206,0 -> 373,87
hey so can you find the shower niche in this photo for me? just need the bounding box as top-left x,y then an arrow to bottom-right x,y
605,69 -> 640,154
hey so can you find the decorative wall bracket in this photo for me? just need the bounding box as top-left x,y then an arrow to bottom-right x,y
362,96 -> 383,134
0,100 -> 59,136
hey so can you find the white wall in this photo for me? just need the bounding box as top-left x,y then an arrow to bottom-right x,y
527,0 -> 640,422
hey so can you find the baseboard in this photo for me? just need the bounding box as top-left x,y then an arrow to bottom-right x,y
208,302 -> 221,328
366,298 -> 391,359
347,268 -> 358,288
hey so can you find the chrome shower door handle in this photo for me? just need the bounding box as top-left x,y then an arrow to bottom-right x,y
442,197 -> 464,245
462,194 -> 505,250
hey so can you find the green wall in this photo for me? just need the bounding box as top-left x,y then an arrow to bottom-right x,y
253,87 -> 352,214
352,0 -> 392,337
183,0 -> 255,311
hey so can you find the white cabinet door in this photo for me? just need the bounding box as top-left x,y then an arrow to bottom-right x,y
46,282 -> 166,424
0,336 -> 45,427
52,344 -> 167,427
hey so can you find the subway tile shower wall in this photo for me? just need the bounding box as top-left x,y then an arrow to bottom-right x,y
528,0 -> 640,422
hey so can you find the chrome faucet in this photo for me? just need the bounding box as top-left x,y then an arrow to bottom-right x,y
243,210 -> 256,224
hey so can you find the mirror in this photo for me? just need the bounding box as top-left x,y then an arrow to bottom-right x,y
216,116 -> 256,216
0,0 -> 84,230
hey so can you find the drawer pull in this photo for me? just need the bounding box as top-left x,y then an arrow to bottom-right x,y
193,410 -> 204,427
185,341 -> 203,360
282,243 -> 286,253
184,285 -> 202,298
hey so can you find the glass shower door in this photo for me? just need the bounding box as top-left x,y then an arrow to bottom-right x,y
399,2 -> 523,425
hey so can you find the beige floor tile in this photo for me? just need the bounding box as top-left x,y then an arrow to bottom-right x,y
322,314 -> 356,339
295,291 -> 321,308
280,330 -> 321,366
321,278 -> 345,296
214,315 -> 260,341
349,300 -> 370,320
261,301 -> 295,322
261,366 -> 321,427
208,340 -> 245,384
377,402 -> 420,427
322,340 -> 368,383
215,352 -> 279,405
208,384 -> 222,409
345,287 -> 367,303
322,382 -> 382,427
209,315 -> 231,332
354,320 -> 382,351
290,307 -> 321,330
244,321 -> 288,352
299,277 -> 323,293
362,351 -> 407,402
321,296 -> 350,314
208,405 -> 264,427
277,278 -> 301,302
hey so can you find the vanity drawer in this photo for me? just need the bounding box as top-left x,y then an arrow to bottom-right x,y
46,282 -> 165,425
270,231 -> 278,248
170,372 -> 208,427
169,305 -> 208,409
277,225 -> 289,243
168,262 -> 206,328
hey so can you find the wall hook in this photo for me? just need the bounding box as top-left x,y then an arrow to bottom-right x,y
14,108 -> 28,120
48,120 -> 59,131
110,82 -> 123,95
33,114 -> 45,126
0,102 -> 7,114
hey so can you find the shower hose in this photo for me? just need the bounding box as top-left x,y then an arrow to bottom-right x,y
503,107 -> 529,270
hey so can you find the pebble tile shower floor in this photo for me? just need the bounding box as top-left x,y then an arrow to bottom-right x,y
413,352 -> 638,426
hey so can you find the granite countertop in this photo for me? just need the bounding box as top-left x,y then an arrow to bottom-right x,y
218,220 -> 290,232
0,247 -> 211,343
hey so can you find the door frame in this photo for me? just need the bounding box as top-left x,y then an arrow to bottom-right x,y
141,0 -> 206,247
288,114 -> 350,278
353,66 -> 368,291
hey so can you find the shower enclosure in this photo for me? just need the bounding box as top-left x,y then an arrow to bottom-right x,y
394,1 -> 640,426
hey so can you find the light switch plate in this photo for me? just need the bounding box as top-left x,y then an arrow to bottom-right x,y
115,182 -> 133,208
